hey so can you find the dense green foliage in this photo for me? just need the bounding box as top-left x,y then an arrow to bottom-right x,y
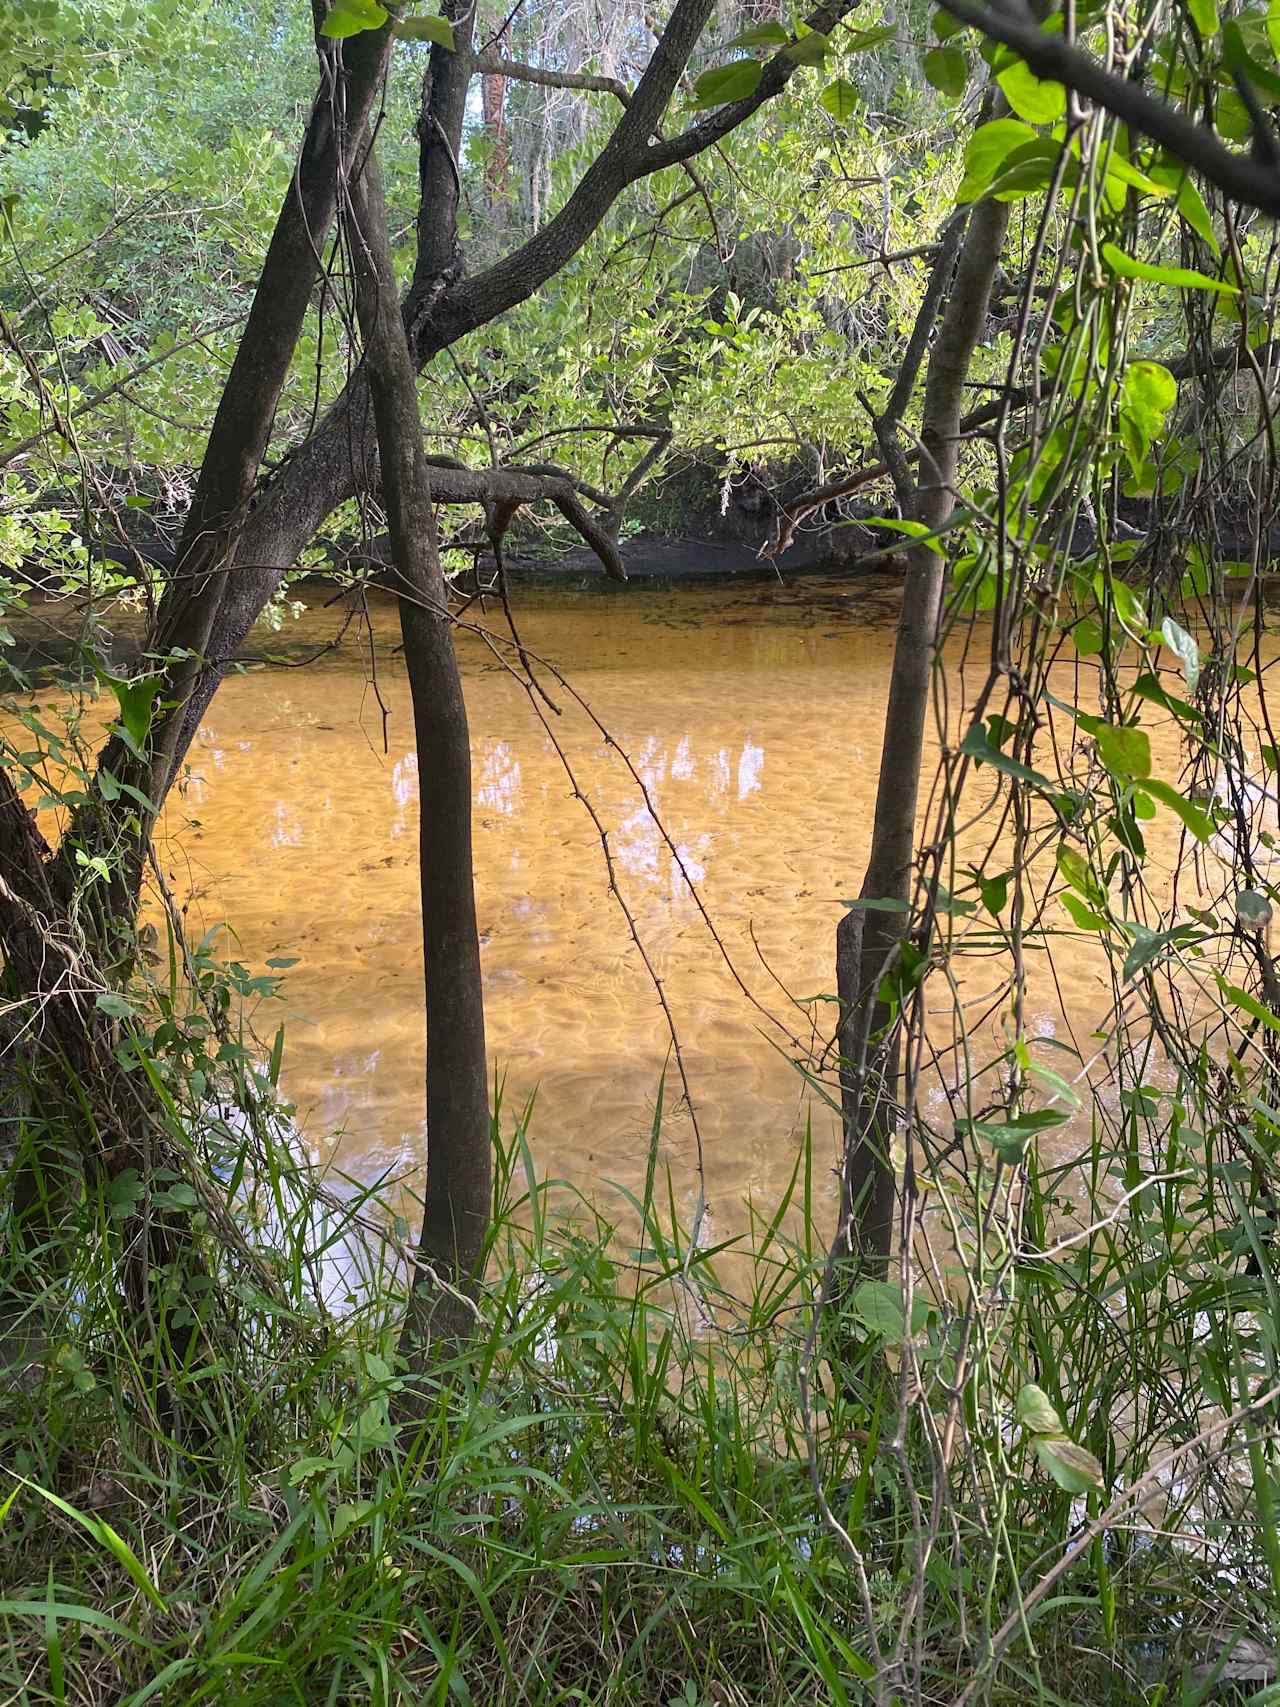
4,0 -> 1280,1703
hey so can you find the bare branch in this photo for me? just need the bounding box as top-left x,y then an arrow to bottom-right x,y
469,52 -> 630,104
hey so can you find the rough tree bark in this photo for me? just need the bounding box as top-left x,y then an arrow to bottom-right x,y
155,0 -> 862,787
834,191 -> 1012,1273
350,153 -> 492,1367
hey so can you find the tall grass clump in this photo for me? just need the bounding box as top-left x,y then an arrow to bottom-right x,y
1,971 -> 1277,1707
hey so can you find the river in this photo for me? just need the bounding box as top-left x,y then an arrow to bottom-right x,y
146,572 -> 1230,1261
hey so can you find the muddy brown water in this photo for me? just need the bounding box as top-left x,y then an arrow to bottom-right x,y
19,576 -> 1259,1266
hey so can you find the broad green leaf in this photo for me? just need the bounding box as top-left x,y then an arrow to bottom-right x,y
923,45 -> 969,96
1270,0 -> 1280,61
820,78 -> 858,121
1035,1434 -> 1105,1493
850,1280 -> 905,1339
1142,775 -> 1214,842
978,870 -> 1010,916
1073,615 -> 1103,656
1016,1383 -> 1063,1434
934,8 -> 966,40
101,671 -> 163,751
1095,722 -> 1152,781
1161,616 -> 1200,691
846,896 -> 912,913
995,55 -> 1066,123
394,13 -> 455,45
320,0 -> 387,36
960,1107 -> 1068,1163
956,117 -> 1036,202
1187,0 -> 1219,36
1101,242 -> 1237,294
688,59 -> 763,108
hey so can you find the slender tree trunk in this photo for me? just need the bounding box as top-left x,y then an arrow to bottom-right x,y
349,153 -> 492,1369
835,192 -> 1011,1272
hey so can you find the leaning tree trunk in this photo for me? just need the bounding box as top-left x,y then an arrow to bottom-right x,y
349,153 -> 492,1371
835,191 -> 1011,1273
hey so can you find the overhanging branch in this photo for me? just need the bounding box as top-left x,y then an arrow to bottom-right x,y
940,0 -> 1280,215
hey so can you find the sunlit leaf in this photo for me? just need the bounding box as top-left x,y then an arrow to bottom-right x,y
1143,776 -> 1215,842
1101,242 -> 1237,294
956,117 -> 1036,203
394,13 -> 455,45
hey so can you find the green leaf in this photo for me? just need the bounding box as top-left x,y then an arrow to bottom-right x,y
849,1280 -> 906,1339
1016,1382 -> 1064,1434
1060,892 -> 1108,931
934,7 -> 967,38
688,59 -> 763,108
978,870 -> 1011,916
19,1482 -> 167,1612
1217,974 -> 1280,1033
1101,242 -> 1237,294
320,0 -> 387,37
845,24 -> 898,51
1142,775 -> 1214,842
1056,843 -> 1104,902
101,671 -> 163,751
1131,670 -> 1199,721
1187,0 -> 1219,36
863,516 -> 945,555
1035,1434 -> 1105,1493
1223,19 -> 1280,98
923,45 -> 969,96
960,1107 -> 1069,1162
1122,922 -> 1196,982
725,20 -> 789,47
1161,616 -> 1200,692
1095,722 -> 1152,781
995,55 -> 1066,123
394,12 -> 455,45
959,722 -> 1052,788
1270,0 -> 1280,61
1073,615 -> 1103,656
956,117 -> 1037,203
819,77 -> 858,120
782,29 -> 830,65
1177,176 -> 1218,253
95,991 -> 137,1019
